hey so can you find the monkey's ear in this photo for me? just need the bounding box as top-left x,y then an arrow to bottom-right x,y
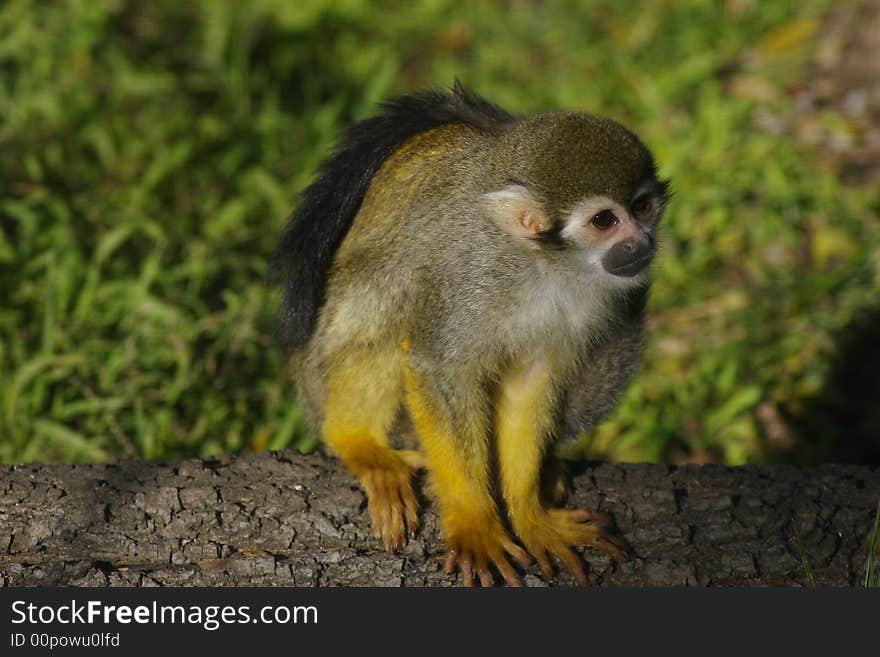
483,184 -> 551,240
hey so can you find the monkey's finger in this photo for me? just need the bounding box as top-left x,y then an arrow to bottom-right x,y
554,547 -> 588,587
363,478 -> 381,539
570,509 -> 613,526
594,535 -> 628,563
460,555 -> 474,587
374,492 -> 390,550
364,476 -> 388,543
532,547 -> 554,582
390,518 -> 405,552
443,548 -> 459,575
569,524 -> 628,562
501,538 -> 533,568
476,555 -> 494,588
387,496 -> 405,551
399,478 -> 420,538
405,506 -> 420,539
384,478 -> 406,551
383,509 -> 398,552
367,498 -> 384,541
489,551 -> 522,588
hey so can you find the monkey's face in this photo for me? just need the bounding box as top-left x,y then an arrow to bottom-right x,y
487,113 -> 669,287
559,182 -> 667,282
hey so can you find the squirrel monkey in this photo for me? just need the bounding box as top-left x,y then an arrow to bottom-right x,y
273,83 -> 669,586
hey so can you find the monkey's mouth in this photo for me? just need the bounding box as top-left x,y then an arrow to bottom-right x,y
604,256 -> 652,277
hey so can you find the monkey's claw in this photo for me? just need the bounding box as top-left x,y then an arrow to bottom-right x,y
442,520 -> 533,587
514,507 -> 627,586
361,462 -> 420,552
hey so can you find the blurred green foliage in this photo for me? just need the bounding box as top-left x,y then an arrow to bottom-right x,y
1,0 -> 877,465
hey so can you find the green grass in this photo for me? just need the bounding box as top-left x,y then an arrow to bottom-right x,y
792,520 -> 817,587
1,0 -> 878,465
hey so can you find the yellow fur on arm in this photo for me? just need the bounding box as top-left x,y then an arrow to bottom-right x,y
401,356 -> 493,520
495,356 -> 557,514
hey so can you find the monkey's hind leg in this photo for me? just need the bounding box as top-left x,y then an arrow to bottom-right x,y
496,357 -> 627,586
322,349 -> 419,551
402,356 -> 531,587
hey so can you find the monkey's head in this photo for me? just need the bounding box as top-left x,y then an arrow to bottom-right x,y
485,113 -> 670,287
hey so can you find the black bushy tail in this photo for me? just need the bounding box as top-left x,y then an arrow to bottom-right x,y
270,82 -> 514,351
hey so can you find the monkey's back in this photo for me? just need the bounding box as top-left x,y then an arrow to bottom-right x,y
317,125 -> 521,350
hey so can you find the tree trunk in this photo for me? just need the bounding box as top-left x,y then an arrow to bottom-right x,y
1,450 -> 876,586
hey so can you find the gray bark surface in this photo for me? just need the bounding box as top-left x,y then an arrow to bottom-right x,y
1,450 -> 877,586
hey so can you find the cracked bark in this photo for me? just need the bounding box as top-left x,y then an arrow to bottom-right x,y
0,450 -> 877,586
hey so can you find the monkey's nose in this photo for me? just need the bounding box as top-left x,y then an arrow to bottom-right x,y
601,238 -> 653,277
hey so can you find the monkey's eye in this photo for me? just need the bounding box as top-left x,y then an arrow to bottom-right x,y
591,210 -> 618,231
631,195 -> 654,220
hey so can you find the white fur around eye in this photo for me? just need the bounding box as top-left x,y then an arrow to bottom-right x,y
560,196 -> 625,241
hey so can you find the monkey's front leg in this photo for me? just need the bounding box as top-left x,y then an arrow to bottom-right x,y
402,359 -> 531,587
496,357 -> 627,586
